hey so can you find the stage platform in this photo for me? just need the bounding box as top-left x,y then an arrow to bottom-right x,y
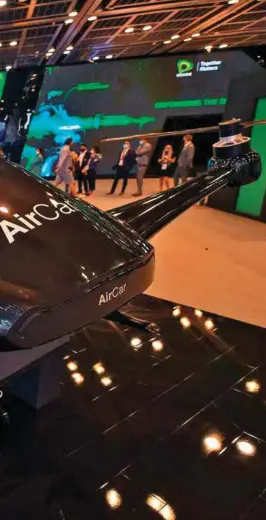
1,294 -> 266,519
77,178 -> 266,329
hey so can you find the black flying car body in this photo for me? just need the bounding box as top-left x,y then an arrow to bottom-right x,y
0,120 -> 261,361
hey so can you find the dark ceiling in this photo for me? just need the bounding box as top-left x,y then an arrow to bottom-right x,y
0,0 -> 266,69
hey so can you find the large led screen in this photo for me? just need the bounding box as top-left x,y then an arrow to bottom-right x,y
21,51 -> 260,177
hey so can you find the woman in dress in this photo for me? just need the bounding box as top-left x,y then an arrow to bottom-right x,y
31,148 -> 44,176
83,146 -> 102,196
158,144 -> 176,191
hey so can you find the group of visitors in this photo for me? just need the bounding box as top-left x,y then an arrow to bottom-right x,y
54,138 -> 102,197
30,133 -> 196,197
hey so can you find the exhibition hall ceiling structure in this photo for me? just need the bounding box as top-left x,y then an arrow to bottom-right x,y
0,0 -> 265,69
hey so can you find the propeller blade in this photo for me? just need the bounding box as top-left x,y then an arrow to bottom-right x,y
101,125 -> 220,143
242,118 -> 266,128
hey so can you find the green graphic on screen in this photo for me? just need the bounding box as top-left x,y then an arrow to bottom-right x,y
21,52 -> 260,177
0,72 -> 7,101
177,59 -> 194,75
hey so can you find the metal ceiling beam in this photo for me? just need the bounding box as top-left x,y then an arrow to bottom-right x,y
94,0 -> 223,17
170,0 -> 256,52
48,0 -> 103,64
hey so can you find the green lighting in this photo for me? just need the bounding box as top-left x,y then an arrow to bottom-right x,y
0,72 -> 7,101
236,97 -> 266,216
154,97 -> 227,109
65,82 -> 110,99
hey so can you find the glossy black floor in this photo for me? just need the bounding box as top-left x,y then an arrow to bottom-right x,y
1,294 -> 266,520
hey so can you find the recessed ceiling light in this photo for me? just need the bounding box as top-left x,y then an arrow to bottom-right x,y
0,43 -> 2,48
69,10 -> 78,17
48,47 -> 55,53
0,1 -> 7,6
192,32 -> 200,37
105,54 -> 113,59
171,34 -> 179,40
66,45 -> 73,51
93,56 -> 99,60
163,40 -> 171,44
88,15 -> 97,21
65,18 -> 73,25
228,0 -> 239,3
46,52 -> 53,57
184,37 -> 192,42
125,27 -> 134,33
10,41 -> 17,47
63,50 -> 70,55
205,45 -> 213,52
143,25 -> 152,31
219,43 -> 228,48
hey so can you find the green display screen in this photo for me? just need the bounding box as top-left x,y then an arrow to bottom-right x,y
236,97 -> 266,216
21,51 -> 260,177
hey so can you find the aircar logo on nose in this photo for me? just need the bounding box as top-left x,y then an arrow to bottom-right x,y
0,196 -> 78,244
98,284 -> 127,306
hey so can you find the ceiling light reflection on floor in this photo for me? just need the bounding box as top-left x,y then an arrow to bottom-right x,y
245,380 -> 260,393
105,489 -> 122,509
203,433 -> 223,454
101,376 -> 112,387
180,316 -> 191,329
146,494 -> 176,520
93,362 -> 105,375
172,306 -> 181,317
66,361 -> 78,372
130,337 -> 142,348
204,318 -> 215,331
236,439 -> 257,457
152,339 -> 164,352
147,494 -> 166,512
160,504 -> 176,520
194,309 -> 203,318
71,372 -> 84,385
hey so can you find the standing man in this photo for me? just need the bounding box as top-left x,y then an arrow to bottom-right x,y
77,143 -> 90,196
55,137 -> 76,195
107,140 -> 135,196
174,134 -> 195,186
133,137 -> 152,197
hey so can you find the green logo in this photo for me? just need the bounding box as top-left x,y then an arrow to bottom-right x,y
176,59 -> 194,76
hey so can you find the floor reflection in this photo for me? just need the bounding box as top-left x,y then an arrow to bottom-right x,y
0,294 -> 266,519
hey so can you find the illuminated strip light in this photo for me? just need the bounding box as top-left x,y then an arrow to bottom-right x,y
154,98 -> 227,109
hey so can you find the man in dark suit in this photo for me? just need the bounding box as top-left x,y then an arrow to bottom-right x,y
173,134 -> 195,186
107,140 -> 136,195
77,143 -> 90,195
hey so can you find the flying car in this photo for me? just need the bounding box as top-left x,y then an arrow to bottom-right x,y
0,118 -> 262,383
